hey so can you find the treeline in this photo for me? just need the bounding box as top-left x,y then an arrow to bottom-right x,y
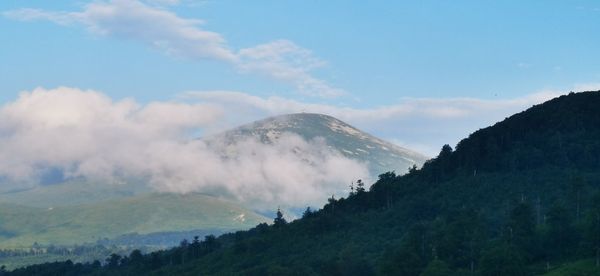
0,229 -> 226,270
0,244 -> 112,258
7,235 -> 222,275
10,170 -> 600,275
0,243 -> 153,273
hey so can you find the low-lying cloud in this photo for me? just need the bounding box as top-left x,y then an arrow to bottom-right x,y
0,87 -> 367,210
0,86 -> 575,210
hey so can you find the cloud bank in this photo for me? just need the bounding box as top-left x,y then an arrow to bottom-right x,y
0,87 -> 366,210
3,0 -> 342,98
0,86 -> 568,211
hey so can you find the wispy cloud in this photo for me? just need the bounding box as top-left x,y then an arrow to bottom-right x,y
4,1 -> 234,61
3,0 -> 343,98
237,40 -> 344,98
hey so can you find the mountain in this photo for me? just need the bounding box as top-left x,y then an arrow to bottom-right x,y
209,113 -> 428,176
20,91 -> 600,275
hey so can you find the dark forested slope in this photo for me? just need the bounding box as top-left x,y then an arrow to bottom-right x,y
8,91 -> 600,275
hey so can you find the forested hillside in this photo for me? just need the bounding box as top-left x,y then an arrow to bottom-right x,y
8,91 -> 600,275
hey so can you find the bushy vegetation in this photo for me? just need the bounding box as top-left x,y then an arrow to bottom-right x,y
6,91 -> 600,275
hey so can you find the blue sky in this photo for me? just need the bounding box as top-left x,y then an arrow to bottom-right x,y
1,0 -> 600,155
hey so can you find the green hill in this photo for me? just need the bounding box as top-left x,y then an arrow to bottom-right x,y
0,179 -> 148,208
0,193 -> 267,248
9,91 -> 600,275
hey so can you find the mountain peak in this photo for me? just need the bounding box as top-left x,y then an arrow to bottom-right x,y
214,113 -> 428,176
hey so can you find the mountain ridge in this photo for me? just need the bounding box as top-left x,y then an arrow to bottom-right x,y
208,112 -> 428,176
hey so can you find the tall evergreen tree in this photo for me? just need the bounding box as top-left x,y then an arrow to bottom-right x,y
544,202 -> 577,261
507,202 -> 537,258
273,208 -> 287,227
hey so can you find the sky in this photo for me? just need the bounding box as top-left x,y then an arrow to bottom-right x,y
1,0 -> 600,154
0,1 -> 599,209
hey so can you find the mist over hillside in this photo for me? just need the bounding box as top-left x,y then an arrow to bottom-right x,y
0,92 -> 428,268
0,88 -> 429,212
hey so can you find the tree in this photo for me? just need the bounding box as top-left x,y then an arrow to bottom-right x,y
507,202 -> 536,257
570,175 -> 585,222
179,239 -> 189,249
274,208 -> 287,227
431,144 -> 453,182
203,235 -> 219,252
149,252 -> 162,270
302,207 -> 313,218
543,201 -> 577,261
191,236 -> 201,258
177,239 -> 190,265
585,193 -> 600,267
420,259 -> 452,276
356,179 -> 366,193
479,244 -> 527,276
129,249 -> 143,266
372,171 -> 398,208
106,253 -> 121,268
379,246 -> 424,276
409,164 -> 418,174
330,246 -> 376,276
434,208 -> 485,271
326,194 -> 337,214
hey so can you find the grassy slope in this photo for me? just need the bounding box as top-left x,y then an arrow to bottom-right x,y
542,259 -> 600,276
0,193 -> 268,248
0,179 -> 148,208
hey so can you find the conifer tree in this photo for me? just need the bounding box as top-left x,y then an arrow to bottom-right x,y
356,179 -> 365,193
274,207 -> 287,227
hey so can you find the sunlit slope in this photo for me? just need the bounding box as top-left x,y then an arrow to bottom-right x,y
0,193 -> 267,247
0,179 -> 148,208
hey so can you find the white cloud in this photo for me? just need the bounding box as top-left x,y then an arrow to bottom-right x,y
238,40 -> 343,98
0,86 -> 564,204
0,85 -> 586,207
0,87 -> 367,210
4,1 -> 235,61
3,0 -> 342,98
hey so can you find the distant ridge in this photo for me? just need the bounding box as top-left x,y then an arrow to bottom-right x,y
210,113 -> 428,176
